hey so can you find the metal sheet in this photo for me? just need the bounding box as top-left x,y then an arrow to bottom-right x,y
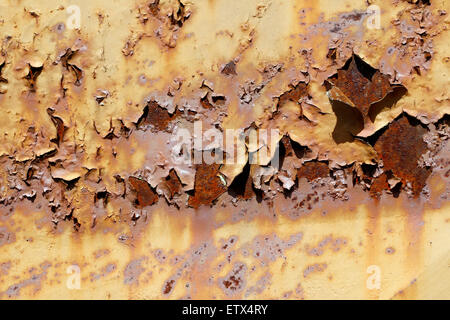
0,0 -> 449,299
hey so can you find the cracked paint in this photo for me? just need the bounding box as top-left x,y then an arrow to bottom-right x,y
0,0 -> 449,299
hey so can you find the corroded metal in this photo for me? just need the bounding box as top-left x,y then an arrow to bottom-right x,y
0,0 -> 449,300
374,116 -> 431,197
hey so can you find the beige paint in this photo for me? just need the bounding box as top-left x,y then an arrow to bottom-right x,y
0,0 -> 449,299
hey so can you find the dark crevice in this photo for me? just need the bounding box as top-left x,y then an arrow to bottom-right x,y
52,177 -> 80,191
59,48 -> 83,86
228,161 -> 254,200
95,191 -> 109,206
0,61 -> 7,83
25,64 -> 43,91
211,95 -> 226,105
353,54 -> 377,80
63,210 -> 81,231
278,135 -> 310,169
47,108 -> 67,146
331,100 -> 364,143
368,86 -> 407,123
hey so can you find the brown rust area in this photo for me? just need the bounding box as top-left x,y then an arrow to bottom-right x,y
369,173 -> 390,199
328,56 -> 395,125
163,279 -> 175,295
137,0 -> 192,48
188,162 -> 227,208
128,177 -> 159,208
374,116 -> 431,197
278,82 -> 308,109
297,162 -> 330,182
220,262 -> 246,294
0,0 -> 449,300
200,94 -> 214,109
161,169 -> 182,199
221,61 -> 237,76
137,101 -> 180,132
280,136 -> 309,160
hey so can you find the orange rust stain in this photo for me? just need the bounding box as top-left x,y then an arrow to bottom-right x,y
365,202 -> 382,300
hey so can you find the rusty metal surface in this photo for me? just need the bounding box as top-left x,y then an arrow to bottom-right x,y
0,0 -> 449,299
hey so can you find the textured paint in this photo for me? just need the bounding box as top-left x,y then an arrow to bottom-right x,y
0,0 -> 449,299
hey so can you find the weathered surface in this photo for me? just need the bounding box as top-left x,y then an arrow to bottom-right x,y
0,0 -> 449,299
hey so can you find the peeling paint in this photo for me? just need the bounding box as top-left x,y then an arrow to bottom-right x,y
0,0 -> 448,300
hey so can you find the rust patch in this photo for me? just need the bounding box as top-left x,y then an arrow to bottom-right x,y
1,262 -> 51,298
123,258 -> 146,285
0,227 -> 16,247
220,262 -> 247,295
47,108 -> 66,146
328,56 -> 392,118
369,173 -> 390,199
161,169 -> 182,199
374,116 -> 431,197
221,61 -> 237,76
128,177 -> 159,208
327,55 -> 406,140
278,82 -> 308,110
200,94 -> 214,109
137,101 -> 180,132
163,279 -> 175,295
58,48 -> 83,86
385,247 -> 396,255
297,162 -> 330,182
188,162 -> 226,208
